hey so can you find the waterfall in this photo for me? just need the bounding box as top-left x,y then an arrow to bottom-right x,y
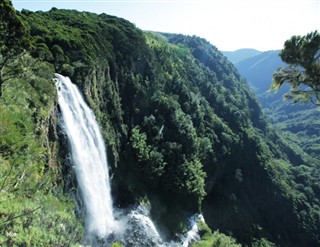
55,74 -> 116,238
55,74 -> 202,246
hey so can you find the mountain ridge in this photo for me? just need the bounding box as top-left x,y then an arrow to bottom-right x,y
0,3 -> 319,246
222,48 -> 262,64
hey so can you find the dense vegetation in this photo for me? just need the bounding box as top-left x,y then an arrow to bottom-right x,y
225,48 -> 320,246
1,1 -> 319,246
0,1 -> 84,245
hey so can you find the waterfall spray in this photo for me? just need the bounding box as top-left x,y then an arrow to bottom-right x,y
55,74 -> 202,246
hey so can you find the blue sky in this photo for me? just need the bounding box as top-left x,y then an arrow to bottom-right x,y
12,0 -> 320,51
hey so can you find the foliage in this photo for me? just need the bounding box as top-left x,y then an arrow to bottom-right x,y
0,0 -> 29,48
193,221 -> 241,247
111,242 -> 125,247
251,238 -> 276,247
1,3 -> 319,246
0,2 -> 84,244
130,126 -> 166,178
19,8 -> 147,77
0,192 -> 84,246
0,48 -> 86,243
272,30 -> 320,105
0,0 -> 31,93
0,53 -> 56,189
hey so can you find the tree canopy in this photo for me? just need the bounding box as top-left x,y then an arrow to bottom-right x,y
271,30 -> 320,105
1,4 -> 320,246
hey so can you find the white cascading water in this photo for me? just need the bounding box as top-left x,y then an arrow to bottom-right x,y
55,74 -> 202,246
55,74 -> 116,238
181,214 -> 204,247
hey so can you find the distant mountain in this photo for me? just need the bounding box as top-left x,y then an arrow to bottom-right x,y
235,50 -> 284,95
225,49 -> 287,101
230,50 -> 320,158
1,2 -> 320,246
222,48 -> 262,64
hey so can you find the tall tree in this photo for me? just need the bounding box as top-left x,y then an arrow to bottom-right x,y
271,30 -> 320,105
0,0 -> 30,94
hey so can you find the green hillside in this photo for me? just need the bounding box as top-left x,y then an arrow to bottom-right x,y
0,2 -> 319,246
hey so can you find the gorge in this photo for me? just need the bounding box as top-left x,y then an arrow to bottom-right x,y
0,1 -> 319,246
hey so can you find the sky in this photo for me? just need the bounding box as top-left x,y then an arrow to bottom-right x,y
11,0 -> 320,51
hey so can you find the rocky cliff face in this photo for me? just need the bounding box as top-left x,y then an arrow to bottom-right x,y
1,3 -> 319,246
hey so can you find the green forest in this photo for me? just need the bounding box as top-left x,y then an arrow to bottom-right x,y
0,0 -> 319,246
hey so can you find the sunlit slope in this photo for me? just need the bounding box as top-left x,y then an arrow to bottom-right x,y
0,4 -> 319,246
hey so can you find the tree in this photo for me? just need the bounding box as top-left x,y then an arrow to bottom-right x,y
0,0 -> 31,95
271,30 -> 320,106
